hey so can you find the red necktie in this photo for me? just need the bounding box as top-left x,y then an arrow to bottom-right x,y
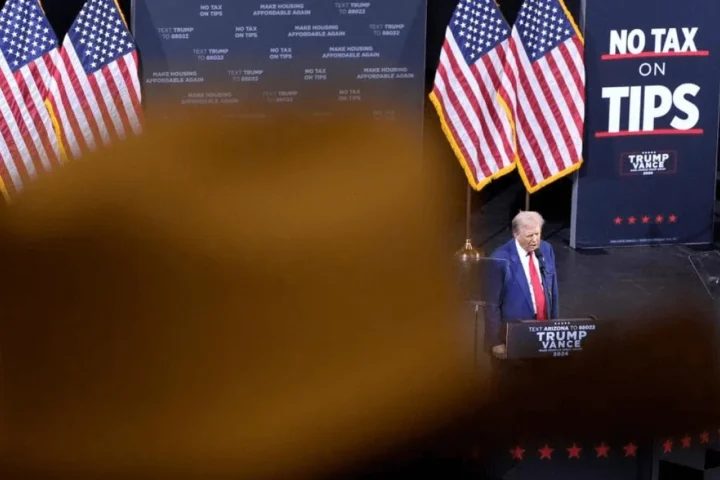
528,251 -> 547,320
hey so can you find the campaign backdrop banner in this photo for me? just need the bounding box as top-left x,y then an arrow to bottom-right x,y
131,0 -> 427,132
570,0 -> 720,248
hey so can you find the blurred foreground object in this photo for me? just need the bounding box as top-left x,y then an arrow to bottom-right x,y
0,109 -> 471,478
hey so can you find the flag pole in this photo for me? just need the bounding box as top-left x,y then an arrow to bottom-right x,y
525,191 -> 530,211
455,184 -> 483,261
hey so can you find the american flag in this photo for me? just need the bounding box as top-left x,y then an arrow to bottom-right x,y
0,0 -> 65,200
48,0 -> 142,160
498,0 -> 585,193
430,0 -> 516,191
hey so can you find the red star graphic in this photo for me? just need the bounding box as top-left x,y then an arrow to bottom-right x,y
642,215 -> 650,224
623,442 -> 638,457
700,432 -> 710,444
567,443 -> 582,459
669,214 -> 677,223
614,216 -> 623,225
538,444 -> 554,460
595,442 -> 610,458
628,216 -> 637,225
655,214 -> 664,223
663,439 -> 673,453
681,435 -> 691,448
510,445 -> 525,460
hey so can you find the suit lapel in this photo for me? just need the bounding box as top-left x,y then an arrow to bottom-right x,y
507,241 -> 534,313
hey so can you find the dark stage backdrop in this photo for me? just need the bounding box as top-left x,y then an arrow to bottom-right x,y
32,0 -> 552,97
131,0 -> 427,134
570,0 -> 720,248
39,0 -> 132,38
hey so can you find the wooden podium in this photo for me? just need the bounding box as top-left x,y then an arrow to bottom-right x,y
505,316 -> 600,360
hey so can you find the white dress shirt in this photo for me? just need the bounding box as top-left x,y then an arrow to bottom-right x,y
515,240 -> 543,314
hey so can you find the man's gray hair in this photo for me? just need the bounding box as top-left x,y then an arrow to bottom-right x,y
512,211 -> 545,234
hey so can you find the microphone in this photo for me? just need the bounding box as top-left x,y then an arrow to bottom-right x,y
535,248 -> 546,275
534,248 -> 551,317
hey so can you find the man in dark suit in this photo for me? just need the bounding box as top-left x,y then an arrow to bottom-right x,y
485,211 -> 560,360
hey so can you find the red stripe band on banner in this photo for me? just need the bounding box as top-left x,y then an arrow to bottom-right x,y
595,129 -> 704,137
601,51 -> 710,60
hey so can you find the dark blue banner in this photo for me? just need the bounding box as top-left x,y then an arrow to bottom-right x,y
131,0 -> 427,130
570,0 -> 720,248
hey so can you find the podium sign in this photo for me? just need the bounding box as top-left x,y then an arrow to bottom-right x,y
506,318 -> 599,359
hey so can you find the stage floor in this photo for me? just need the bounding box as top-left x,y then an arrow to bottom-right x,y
452,178 -> 720,480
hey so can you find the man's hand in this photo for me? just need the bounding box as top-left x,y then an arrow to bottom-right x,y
492,344 -> 507,360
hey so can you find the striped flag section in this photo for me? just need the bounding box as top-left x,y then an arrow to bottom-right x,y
498,0 -> 585,193
48,0 -> 142,160
0,0 -> 65,201
429,0 -> 517,191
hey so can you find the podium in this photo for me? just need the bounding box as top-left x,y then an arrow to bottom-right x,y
456,257 -> 508,371
505,317 -> 600,360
